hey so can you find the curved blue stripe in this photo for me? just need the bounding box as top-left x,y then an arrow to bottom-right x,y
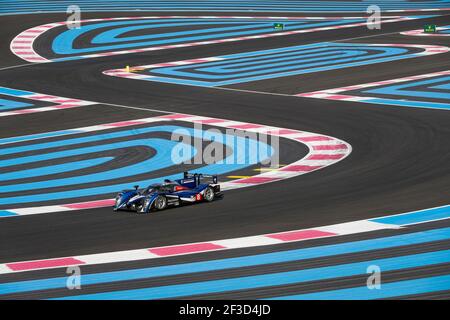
55,19 -> 270,53
53,20 -> 273,55
0,125 -> 182,157
0,86 -> 34,96
0,129 -> 82,146
0,157 -> 112,181
358,97 -> 450,110
0,127 -> 273,205
370,205 -> 450,226
0,211 -> 17,217
0,139 -> 193,193
0,99 -> 32,111
365,75 -> 450,100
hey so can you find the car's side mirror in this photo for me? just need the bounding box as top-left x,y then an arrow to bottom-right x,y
134,185 -> 139,190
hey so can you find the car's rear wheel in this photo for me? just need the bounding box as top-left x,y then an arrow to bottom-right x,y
203,187 -> 215,202
154,195 -> 168,210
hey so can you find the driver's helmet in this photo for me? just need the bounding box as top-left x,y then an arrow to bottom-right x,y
163,179 -> 179,185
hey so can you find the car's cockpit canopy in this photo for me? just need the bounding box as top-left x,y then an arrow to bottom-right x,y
141,181 -> 186,194
141,183 -> 161,195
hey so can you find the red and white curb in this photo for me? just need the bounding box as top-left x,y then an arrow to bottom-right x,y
10,22 -> 66,63
0,218 -> 399,274
401,27 -> 450,36
10,15 -> 415,63
0,91 -> 95,117
0,112 -> 351,217
296,69 -> 450,102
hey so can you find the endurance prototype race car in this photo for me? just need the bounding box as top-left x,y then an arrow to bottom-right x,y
113,172 -> 222,213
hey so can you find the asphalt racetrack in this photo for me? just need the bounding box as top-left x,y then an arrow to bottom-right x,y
0,1 -> 449,300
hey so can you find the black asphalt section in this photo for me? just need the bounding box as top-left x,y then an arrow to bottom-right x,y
0,11 -> 449,299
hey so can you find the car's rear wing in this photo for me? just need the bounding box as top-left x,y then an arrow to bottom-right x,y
182,172 -> 218,186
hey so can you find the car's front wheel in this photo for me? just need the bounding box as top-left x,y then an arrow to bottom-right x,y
136,203 -> 144,213
153,195 -> 168,211
114,196 -> 121,211
203,187 -> 215,202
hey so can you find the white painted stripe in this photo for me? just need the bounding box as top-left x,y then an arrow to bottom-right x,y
308,140 -> 349,146
140,117 -> 171,123
242,126 -> 277,134
256,170 -> 300,179
12,53 -> 39,58
24,106 -> 57,112
290,132 -> 323,139
207,120 -> 244,127
173,115 -> 203,120
220,182 -> 246,190
337,96 -> 370,101
11,205 -> 71,215
77,249 -> 157,264
213,236 -> 283,248
317,220 -> 401,235
76,125 -> 112,132
313,149 -> 349,155
0,112 -> 16,116
0,106 -> 57,116
0,265 -> 12,274
299,159 -> 337,166
75,101 -> 96,106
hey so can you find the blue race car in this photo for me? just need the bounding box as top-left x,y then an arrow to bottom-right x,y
113,172 -> 222,213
